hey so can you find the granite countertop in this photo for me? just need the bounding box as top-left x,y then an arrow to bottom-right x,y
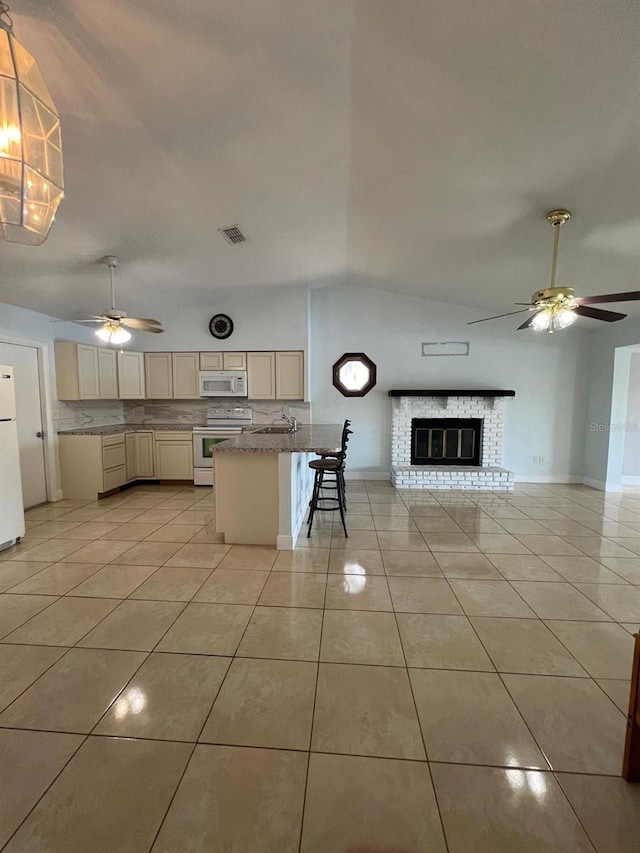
57,423 -> 205,436
212,424 -> 343,454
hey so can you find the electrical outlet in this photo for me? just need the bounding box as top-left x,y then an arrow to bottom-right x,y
532,456 -> 545,465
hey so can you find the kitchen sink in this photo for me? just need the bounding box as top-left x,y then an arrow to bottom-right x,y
254,426 -> 296,434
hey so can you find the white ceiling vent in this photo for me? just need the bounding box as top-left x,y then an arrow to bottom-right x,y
218,225 -> 247,245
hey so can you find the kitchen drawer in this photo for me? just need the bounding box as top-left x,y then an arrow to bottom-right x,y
102,443 -> 126,469
103,465 -> 126,491
102,434 -> 126,448
154,431 -> 192,441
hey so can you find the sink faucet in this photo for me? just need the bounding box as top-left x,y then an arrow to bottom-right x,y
281,412 -> 298,432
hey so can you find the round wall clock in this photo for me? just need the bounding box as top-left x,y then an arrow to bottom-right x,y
208,314 -> 234,339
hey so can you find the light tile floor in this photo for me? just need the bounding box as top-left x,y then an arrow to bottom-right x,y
0,481 -> 639,852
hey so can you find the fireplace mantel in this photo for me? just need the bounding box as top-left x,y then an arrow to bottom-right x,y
388,389 -> 515,397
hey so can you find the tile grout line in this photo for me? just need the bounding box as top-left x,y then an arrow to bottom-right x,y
392,487 -> 451,852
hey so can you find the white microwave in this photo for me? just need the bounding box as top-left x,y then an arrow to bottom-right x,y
199,370 -> 248,397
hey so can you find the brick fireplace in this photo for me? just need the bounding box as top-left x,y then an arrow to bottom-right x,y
389,389 -> 515,490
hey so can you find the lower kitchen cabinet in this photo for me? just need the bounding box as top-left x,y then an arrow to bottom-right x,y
59,434 -> 127,499
60,429 -> 190,499
125,431 -> 155,480
135,432 -> 155,477
154,432 -> 194,480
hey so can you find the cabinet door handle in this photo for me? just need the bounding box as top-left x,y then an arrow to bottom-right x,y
36,431 -> 45,438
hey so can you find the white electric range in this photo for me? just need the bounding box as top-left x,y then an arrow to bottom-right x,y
192,407 -> 253,486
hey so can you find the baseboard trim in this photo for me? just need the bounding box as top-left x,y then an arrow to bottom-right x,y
277,534 -> 295,550
622,475 -> 640,486
582,477 -> 606,491
514,474 -> 582,484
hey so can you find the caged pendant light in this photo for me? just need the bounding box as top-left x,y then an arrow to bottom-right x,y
0,1 -> 63,244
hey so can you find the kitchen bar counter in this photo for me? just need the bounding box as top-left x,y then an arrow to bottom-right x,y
57,423 -> 205,436
212,425 -> 343,549
212,424 -> 342,454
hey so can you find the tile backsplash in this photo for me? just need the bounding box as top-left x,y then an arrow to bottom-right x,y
53,400 -> 125,432
123,400 -> 311,425
54,399 -> 311,432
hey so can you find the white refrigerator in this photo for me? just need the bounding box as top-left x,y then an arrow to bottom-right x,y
0,365 -> 26,549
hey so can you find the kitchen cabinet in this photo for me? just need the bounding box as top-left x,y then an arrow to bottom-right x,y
54,341 -> 100,401
155,431 -> 193,480
144,352 -> 173,399
126,431 -> 155,479
200,352 -> 223,370
125,432 -> 137,481
247,352 -> 276,399
97,348 -> 118,399
59,433 -> 126,499
172,352 -> 199,399
117,351 -> 146,399
136,432 -> 155,477
276,351 -> 304,400
200,351 -> 247,370
247,350 -> 304,400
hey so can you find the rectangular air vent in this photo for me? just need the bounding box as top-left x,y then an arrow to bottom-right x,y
218,225 -> 247,245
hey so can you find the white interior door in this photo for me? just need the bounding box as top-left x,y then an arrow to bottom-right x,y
0,342 -> 47,508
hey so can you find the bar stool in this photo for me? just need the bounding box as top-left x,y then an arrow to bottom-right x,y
317,419 -> 351,512
307,421 -> 352,537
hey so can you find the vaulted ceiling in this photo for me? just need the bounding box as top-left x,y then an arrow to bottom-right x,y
1,0 -> 639,322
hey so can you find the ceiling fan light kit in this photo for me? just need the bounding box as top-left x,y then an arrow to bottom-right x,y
468,208 -> 640,333
68,255 -> 164,343
0,2 -> 64,245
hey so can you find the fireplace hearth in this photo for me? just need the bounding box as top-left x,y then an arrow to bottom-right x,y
411,418 -> 482,466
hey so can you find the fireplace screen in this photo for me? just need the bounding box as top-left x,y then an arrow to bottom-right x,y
411,418 -> 482,466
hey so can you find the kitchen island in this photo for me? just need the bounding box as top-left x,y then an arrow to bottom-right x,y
212,425 -> 343,549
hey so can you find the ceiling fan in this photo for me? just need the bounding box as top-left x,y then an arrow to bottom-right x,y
468,210 -> 640,333
72,256 -> 164,344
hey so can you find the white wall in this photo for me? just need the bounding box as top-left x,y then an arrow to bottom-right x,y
623,351 -> 640,481
138,284 -> 310,354
309,285 -> 591,479
583,319 -> 640,489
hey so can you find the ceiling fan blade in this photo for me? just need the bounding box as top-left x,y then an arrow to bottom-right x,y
575,291 -> 640,305
120,318 -> 162,329
574,305 -> 627,323
467,309 -> 531,326
517,312 -> 541,330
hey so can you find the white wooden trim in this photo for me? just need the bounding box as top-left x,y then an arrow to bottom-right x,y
621,475 -> 640,486
0,333 -> 61,503
514,474 -> 582,484
582,476 -> 606,491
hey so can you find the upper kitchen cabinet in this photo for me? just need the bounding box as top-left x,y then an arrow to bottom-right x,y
54,341 -> 100,400
247,351 -> 276,399
144,352 -> 173,399
172,352 -> 200,398
275,351 -> 304,400
117,351 -> 146,399
200,352 -> 247,370
97,348 -> 118,399
247,351 -> 304,400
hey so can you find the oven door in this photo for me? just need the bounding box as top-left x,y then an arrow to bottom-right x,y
192,431 -> 238,468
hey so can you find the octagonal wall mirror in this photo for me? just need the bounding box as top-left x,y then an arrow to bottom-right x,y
332,352 -> 377,397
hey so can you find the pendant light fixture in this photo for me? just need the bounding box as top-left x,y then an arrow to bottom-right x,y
0,1 -> 63,244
